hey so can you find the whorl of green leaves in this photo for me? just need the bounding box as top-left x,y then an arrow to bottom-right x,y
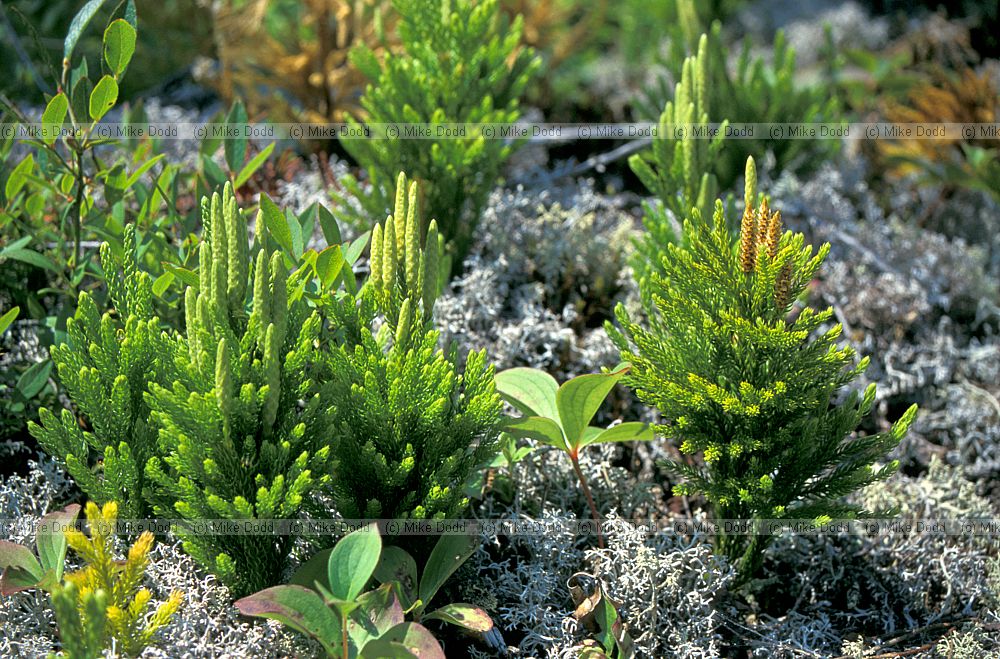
321,175 -> 501,520
143,182 -> 330,597
341,0 -> 540,268
629,33 -> 726,288
606,167 -> 917,583
29,224 -> 164,519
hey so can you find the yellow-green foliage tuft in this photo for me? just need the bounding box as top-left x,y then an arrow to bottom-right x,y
53,501 -> 182,657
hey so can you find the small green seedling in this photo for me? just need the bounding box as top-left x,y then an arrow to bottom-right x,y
495,366 -> 654,548
0,504 -> 80,594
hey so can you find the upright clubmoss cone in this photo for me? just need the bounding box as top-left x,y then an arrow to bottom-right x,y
739,204 -> 758,273
367,173 -> 447,326
762,208 -> 782,260
744,155 -> 757,210
739,156 -> 759,273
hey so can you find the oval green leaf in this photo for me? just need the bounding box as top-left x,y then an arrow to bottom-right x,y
422,603 -> 494,633
234,142 -> 275,188
373,546 -> 418,608
5,154 -> 34,201
583,422 -> 655,448
289,546 -> 332,592
103,19 -> 136,75
317,203 -> 342,246
503,415 -> 566,451
328,523 -> 381,602
0,541 -> 43,588
235,585 -> 341,654
4,248 -> 58,273
556,367 -> 629,449
41,93 -> 68,146
0,307 -> 19,335
495,367 -> 559,420
15,360 -> 53,400
89,75 -> 118,121
363,622 -> 446,659
225,100 -> 248,173
259,194 -> 296,258
64,0 -> 111,60
418,533 -> 477,610
36,504 -> 81,577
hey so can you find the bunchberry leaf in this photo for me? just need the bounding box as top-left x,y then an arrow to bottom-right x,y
495,367 -> 560,420
328,524 -> 382,603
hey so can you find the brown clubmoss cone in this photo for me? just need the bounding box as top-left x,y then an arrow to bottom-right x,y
775,263 -> 793,310
739,203 -> 758,273
763,208 -> 782,259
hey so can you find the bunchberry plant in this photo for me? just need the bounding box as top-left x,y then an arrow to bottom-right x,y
607,157 -> 917,582
495,366 -> 653,548
52,501 -> 183,657
341,0 -> 540,267
237,525 -> 496,657
321,175 -> 501,520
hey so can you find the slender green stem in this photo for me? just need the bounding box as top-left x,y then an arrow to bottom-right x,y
570,452 -> 605,549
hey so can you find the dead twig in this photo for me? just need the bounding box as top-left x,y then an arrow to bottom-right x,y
512,138 -> 652,188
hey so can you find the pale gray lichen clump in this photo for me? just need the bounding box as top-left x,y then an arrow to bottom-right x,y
435,179 -> 640,380
465,440 -> 731,659
729,458 -> 1000,657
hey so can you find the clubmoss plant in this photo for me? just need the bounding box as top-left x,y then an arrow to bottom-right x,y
340,0 -> 540,267
32,184 -> 333,597
637,0 -> 841,187
629,33 -> 726,287
52,501 -> 182,657
607,157 -> 918,583
29,223 -> 165,519
321,175 -> 502,520
142,184 -> 332,597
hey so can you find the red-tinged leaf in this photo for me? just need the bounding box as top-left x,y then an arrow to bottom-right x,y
423,603 -> 494,633
0,542 -> 43,595
235,585 -> 340,654
363,622 -> 445,659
